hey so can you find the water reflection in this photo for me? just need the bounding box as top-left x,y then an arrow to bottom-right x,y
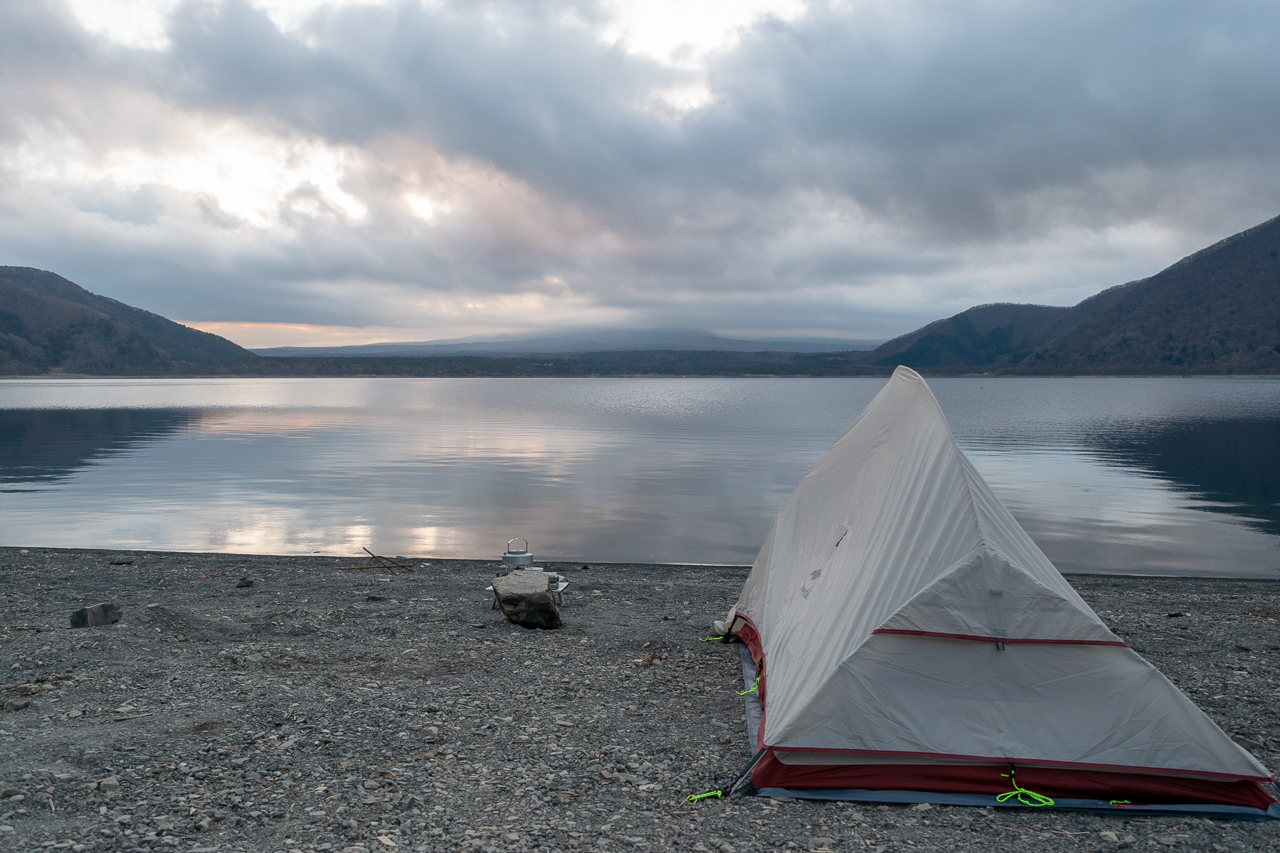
0,409 -> 197,490
1087,419 -> 1280,536
0,377 -> 1278,576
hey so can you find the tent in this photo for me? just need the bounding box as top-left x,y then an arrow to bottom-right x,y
717,366 -> 1278,817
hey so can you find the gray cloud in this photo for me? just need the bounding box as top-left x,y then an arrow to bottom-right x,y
2,0 -> 1280,341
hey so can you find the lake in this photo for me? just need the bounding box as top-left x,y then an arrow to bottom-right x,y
1,376 -> 1278,577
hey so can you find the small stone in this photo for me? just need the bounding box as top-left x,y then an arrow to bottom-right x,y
70,603 -> 122,629
0,788 -> 19,798
1099,831 -> 1119,843
3,699 -> 29,712
910,802 -> 932,811
98,776 -> 121,792
193,817 -> 212,831
236,576 -> 254,588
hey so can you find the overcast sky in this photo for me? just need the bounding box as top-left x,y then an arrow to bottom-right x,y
3,0 -> 1279,347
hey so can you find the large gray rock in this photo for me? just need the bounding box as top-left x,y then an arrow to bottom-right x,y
492,572 -> 561,630
70,602 -> 122,628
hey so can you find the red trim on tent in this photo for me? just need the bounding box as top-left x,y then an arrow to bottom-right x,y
768,746 -> 1274,784
748,753 -> 1279,811
871,629 -> 1127,647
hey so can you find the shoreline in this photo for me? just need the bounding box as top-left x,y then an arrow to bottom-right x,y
1,547 -> 1277,851
7,546 -> 1280,581
6,373 -> 1280,380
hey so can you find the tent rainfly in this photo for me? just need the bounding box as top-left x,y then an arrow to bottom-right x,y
716,366 -> 1278,817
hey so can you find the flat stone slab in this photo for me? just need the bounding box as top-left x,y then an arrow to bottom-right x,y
492,571 -> 561,629
69,602 -> 122,628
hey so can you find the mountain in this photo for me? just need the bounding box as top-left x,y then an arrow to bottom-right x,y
1017,215 -> 1280,374
0,267 -> 254,375
253,328 -> 882,357
862,213 -> 1280,374
867,303 -> 1070,370
5,212 -> 1279,377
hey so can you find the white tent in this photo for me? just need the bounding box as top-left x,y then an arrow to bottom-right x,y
720,366 -> 1277,815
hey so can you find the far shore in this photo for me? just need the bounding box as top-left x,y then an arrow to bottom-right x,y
7,370 -> 1280,380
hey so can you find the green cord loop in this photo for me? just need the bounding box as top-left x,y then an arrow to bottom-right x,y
685,790 -> 723,804
1109,800 -> 1132,806
996,769 -> 1054,807
698,636 -> 723,642
735,676 -> 759,696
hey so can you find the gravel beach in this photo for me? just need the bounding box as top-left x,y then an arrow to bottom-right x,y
1,547 -> 1277,852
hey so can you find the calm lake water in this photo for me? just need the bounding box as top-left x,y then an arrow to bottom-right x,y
1,377 -> 1278,577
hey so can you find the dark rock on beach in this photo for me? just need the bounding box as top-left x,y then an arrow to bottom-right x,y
0,546 -> 1277,853
492,571 -> 562,630
68,602 -> 122,629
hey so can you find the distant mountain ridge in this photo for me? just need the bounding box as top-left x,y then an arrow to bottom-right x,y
867,303 -> 1070,370
861,213 -> 1280,374
0,267 -> 253,375
3,212 -> 1279,376
253,328 -> 883,357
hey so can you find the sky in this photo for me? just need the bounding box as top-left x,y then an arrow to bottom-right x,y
3,0 -> 1280,348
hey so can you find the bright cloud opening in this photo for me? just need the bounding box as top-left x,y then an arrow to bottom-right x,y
603,0 -> 807,66
405,194 -> 442,222
14,123 -> 367,228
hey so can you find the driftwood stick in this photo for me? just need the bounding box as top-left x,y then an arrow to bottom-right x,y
341,549 -> 414,573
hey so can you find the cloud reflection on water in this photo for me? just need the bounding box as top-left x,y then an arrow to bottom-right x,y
0,377 -> 1278,576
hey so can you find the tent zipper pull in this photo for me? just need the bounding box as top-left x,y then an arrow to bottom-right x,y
996,641 -> 1005,650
